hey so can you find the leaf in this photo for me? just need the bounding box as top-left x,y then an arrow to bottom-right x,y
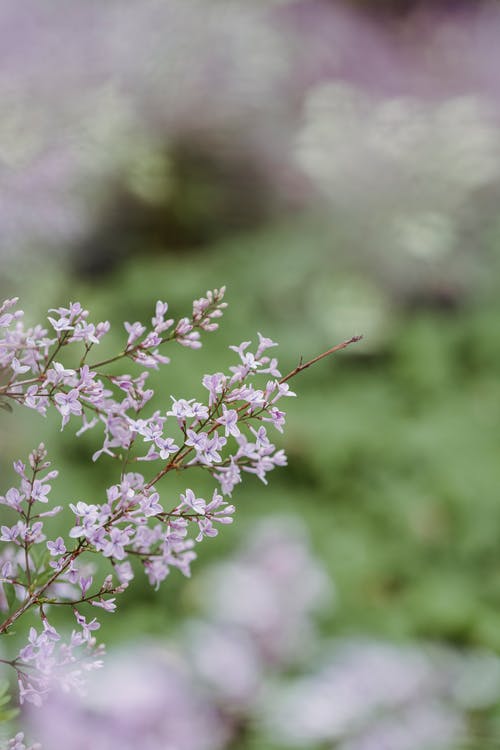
0,706 -> 19,723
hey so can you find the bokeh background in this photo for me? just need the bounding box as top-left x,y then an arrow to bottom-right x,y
3,0 -> 500,747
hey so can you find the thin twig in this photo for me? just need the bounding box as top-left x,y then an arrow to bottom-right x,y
279,335 -> 363,384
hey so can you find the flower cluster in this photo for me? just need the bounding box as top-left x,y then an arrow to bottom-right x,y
0,289 -> 360,726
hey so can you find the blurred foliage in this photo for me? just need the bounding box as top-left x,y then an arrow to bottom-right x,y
0,682 -> 19,725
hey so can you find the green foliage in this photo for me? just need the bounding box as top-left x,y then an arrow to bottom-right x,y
0,681 -> 19,724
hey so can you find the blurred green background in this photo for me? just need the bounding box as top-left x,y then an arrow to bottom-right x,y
3,0 -> 500,744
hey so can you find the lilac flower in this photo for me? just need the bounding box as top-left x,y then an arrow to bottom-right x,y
127,412 -> 166,442
78,575 -> 92,597
167,397 -> 196,425
151,300 -> 173,332
250,425 -> 271,449
47,537 -> 66,556
175,331 -> 202,349
24,386 -> 48,416
102,527 -> 131,560
17,681 -> 43,708
24,522 -> 46,545
0,298 -> 21,327
256,332 -> 279,358
155,436 -> 179,459
0,487 -> 24,510
272,382 -> 296,401
47,315 -> 74,334
194,517 -> 218,542
262,407 -> 286,433
68,502 -> 105,540
124,320 -> 146,346
53,389 -> 82,428
202,434 -> 227,465
190,401 -> 209,422
46,362 -> 76,386
10,357 -> 30,375
202,372 -> 227,406
91,597 -> 116,612
41,620 -> 60,642
185,429 -> 209,454
217,405 -> 240,437
140,491 -> 163,517
30,479 -> 51,504
180,489 -> 206,515
229,341 -> 252,359
77,365 -> 103,398
69,321 -> 100,345
144,557 -> 170,589
74,612 -> 100,641
0,524 -> 21,543
114,561 -> 134,586
213,460 -> 242,496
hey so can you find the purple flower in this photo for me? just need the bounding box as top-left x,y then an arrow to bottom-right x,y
124,321 -> 146,346
91,597 -> 116,612
185,429 -> 208,454
75,612 -> 101,640
155,437 -> 179,459
144,557 -> 170,589
213,460 -> 242,496
217,405 -> 240,437
167,397 -> 196,424
141,491 -> 163,517
79,575 -> 93,596
152,300 -> 172,332
102,527 -> 131,560
201,434 -> 226,465
195,517 -> 218,542
10,357 -> 30,375
47,315 -> 74,334
263,407 -> 286,433
54,388 -> 82,428
0,487 -> 23,510
114,561 -> 134,586
256,332 -> 278,358
202,372 -> 226,406
31,479 -> 51,503
46,362 -> 76,385
0,523 -> 21,543
47,536 -> 66,557
180,489 -> 206,515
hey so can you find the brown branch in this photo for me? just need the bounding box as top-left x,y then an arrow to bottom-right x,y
279,335 -> 363,384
